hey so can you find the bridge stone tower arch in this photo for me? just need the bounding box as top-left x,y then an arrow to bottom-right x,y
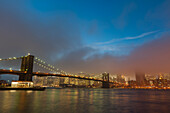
102,72 -> 110,88
19,55 -> 34,81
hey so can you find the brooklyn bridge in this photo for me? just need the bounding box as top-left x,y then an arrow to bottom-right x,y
0,54 -> 117,88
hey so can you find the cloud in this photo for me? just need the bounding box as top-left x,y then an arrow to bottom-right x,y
54,32 -> 170,76
0,1 -> 82,71
55,46 -> 126,74
0,1 -> 81,60
128,32 -> 170,73
125,30 -> 159,40
95,30 -> 159,45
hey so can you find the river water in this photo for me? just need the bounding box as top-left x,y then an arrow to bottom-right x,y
0,89 -> 169,113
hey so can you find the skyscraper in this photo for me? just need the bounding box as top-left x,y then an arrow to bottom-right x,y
136,72 -> 146,86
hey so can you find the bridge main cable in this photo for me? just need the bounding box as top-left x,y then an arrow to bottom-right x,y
0,56 -> 23,61
34,57 -> 70,75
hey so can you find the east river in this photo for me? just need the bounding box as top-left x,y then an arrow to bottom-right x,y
0,89 -> 169,113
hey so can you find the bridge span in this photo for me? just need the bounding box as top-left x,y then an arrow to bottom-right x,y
0,54 -> 115,88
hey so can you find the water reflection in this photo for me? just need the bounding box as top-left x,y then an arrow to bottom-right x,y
0,89 -> 169,113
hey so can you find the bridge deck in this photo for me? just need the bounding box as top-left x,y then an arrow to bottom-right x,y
0,69 -> 115,83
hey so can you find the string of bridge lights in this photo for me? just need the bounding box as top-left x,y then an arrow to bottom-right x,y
0,54 -> 72,76
0,56 -> 22,61
34,61 -> 58,73
0,56 -> 22,71
0,53 -> 34,61
34,57 -> 71,75
34,57 -> 55,69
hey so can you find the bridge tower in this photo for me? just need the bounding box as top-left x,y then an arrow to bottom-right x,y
19,55 -> 34,81
102,72 -> 110,88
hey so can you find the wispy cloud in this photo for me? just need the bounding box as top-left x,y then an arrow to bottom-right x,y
95,30 -> 159,45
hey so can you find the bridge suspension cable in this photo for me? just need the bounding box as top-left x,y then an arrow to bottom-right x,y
34,61 -> 60,73
34,57 -> 70,75
0,56 -> 23,61
0,56 -> 25,71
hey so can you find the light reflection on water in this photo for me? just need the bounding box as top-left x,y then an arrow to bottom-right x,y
0,89 -> 170,113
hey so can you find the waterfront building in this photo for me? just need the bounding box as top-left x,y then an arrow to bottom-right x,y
128,80 -> 137,87
0,80 -> 8,86
11,81 -> 33,88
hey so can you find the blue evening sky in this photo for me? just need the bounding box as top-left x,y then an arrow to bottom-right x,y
27,0 -> 169,56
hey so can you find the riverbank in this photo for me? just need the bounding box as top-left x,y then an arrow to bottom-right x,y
0,87 -> 45,91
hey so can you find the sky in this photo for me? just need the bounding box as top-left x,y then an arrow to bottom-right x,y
0,0 -> 170,79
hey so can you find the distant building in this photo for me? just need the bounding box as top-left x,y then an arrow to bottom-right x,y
33,76 -> 60,87
117,75 -> 126,83
128,80 -> 137,87
136,72 -> 146,86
